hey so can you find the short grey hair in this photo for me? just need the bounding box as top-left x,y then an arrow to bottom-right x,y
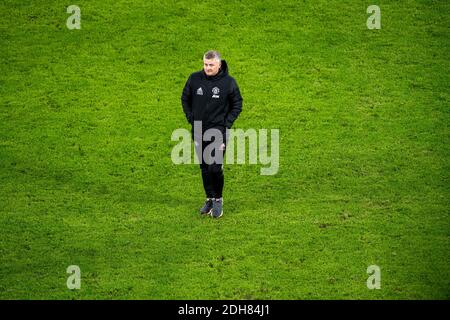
203,50 -> 221,61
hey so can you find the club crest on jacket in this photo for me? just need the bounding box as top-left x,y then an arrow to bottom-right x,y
212,87 -> 220,98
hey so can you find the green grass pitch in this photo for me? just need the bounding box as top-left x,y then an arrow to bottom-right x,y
0,0 -> 448,299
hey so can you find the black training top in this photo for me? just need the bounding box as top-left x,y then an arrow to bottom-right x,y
181,60 -> 243,131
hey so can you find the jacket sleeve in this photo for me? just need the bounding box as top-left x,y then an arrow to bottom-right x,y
181,75 -> 193,125
225,78 -> 243,129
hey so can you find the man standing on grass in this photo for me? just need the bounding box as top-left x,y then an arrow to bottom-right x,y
181,50 -> 243,218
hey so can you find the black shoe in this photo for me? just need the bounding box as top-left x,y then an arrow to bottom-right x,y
200,198 -> 213,215
212,198 -> 223,218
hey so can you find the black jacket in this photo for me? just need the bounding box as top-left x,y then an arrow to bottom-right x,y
181,60 -> 243,132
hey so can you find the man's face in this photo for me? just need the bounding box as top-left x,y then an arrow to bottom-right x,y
203,58 -> 221,76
